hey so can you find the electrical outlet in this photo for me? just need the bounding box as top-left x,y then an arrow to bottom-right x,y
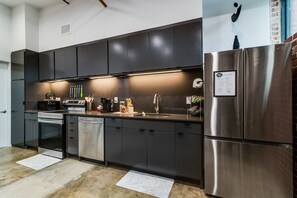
114,97 -> 119,103
186,96 -> 192,104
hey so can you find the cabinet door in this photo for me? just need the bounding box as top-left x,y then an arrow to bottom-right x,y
147,130 -> 175,175
25,119 -> 33,146
106,126 -> 122,164
55,47 -> 77,79
176,132 -> 202,180
173,20 -> 203,67
31,119 -> 39,147
11,51 -> 25,80
149,28 -> 173,69
122,128 -> 146,169
128,32 -> 149,72
109,37 -> 128,74
78,41 -> 108,77
39,51 -> 55,81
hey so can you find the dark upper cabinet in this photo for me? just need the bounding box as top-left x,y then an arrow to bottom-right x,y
77,41 -> 108,77
109,37 -> 128,74
55,46 -> 77,79
149,28 -> 173,70
173,20 -> 203,67
147,130 -> 175,175
11,51 -> 24,80
39,51 -> 55,81
128,32 -> 149,72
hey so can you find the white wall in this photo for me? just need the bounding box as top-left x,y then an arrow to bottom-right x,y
25,4 -> 39,52
39,0 -> 202,52
0,4 -> 11,62
11,4 -> 26,51
203,2 -> 271,53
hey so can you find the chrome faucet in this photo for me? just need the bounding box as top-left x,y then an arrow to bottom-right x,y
153,94 -> 160,114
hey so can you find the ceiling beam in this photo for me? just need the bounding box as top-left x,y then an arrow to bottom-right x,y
62,0 -> 70,5
99,0 -> 107,7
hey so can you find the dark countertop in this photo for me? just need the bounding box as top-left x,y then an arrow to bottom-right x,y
25,110 -> 203,123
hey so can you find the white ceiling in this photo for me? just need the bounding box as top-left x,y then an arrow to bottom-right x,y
0,0 -> 62,9
203,0 -> 269,18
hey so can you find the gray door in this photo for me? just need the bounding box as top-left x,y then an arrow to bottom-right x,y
205,139 -> 292,198
11,80 -> 24,146
244,44 -> 292,144
204,49 -> 243,138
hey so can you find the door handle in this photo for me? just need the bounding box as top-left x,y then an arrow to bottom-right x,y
0,110 -> 7,114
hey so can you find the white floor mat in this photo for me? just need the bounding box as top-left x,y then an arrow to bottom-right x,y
116,170 -> 174,198
16,154 -> 61,171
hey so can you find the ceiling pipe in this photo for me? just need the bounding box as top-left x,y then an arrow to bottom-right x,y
99,0 -> 107,7
62,0 -> 70,5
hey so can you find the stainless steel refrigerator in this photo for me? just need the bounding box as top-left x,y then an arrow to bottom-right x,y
204,44 -> 293,198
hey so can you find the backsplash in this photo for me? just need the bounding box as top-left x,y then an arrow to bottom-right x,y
51,69 -> 203,114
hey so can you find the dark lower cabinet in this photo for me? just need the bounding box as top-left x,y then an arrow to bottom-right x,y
122,128 -> 147,169
175,132 -> 202,180
105,118 -> 203,182
66,116 -> 78,156
147,130 -> 175,175
106,126 -> 122,164
25,113 -> 38,148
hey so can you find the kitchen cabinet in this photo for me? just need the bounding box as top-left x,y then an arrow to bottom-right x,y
173,20 -> 203,67
128,32 -> 149,72
77,41 -> 108,77
147,130 -> 175,175
175,122 -> 202,180
105,118 -> 123,164
122,128 -> 147,169
66,115 -> 78,156
55,47 -> 77,79
25,112 -> 38,148
149,28 -> 173,70
105,118 -> 203,181
109,37 -> 128,74
39,51 -> 55,81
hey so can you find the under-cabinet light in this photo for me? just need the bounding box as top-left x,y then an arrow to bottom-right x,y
89,75 -> 113,80
128,70 -> 182,77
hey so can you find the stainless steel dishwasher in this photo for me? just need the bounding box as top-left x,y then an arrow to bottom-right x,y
78,117 -> 104,161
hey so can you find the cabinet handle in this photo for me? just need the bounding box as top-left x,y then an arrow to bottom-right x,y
177,132 -> 184,136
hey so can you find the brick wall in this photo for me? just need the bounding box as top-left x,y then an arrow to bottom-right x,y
285,32 -> 297,198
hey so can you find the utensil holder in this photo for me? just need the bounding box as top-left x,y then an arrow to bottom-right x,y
87,102 -> 93,111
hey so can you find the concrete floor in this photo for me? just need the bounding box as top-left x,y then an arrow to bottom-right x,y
0,147 -> 208,198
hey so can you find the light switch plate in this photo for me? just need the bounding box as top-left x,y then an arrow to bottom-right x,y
186,96 -> 192,104
114,97 -> 118,103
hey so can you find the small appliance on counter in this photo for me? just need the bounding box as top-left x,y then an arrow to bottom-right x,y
63,99 -> 86,112
38,101 -> 61,111
101,98 -> 113,112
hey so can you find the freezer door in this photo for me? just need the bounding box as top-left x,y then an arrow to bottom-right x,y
204,49 -> 243,138
205,139 -> 293,198
244,44 -> 292,144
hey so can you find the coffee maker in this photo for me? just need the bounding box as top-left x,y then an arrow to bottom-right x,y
101,98 -> 113,112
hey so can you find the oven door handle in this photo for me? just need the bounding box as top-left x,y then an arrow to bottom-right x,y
38,118 -> 63,125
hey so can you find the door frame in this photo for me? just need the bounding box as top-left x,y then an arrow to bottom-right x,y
0,61 -> 11,147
